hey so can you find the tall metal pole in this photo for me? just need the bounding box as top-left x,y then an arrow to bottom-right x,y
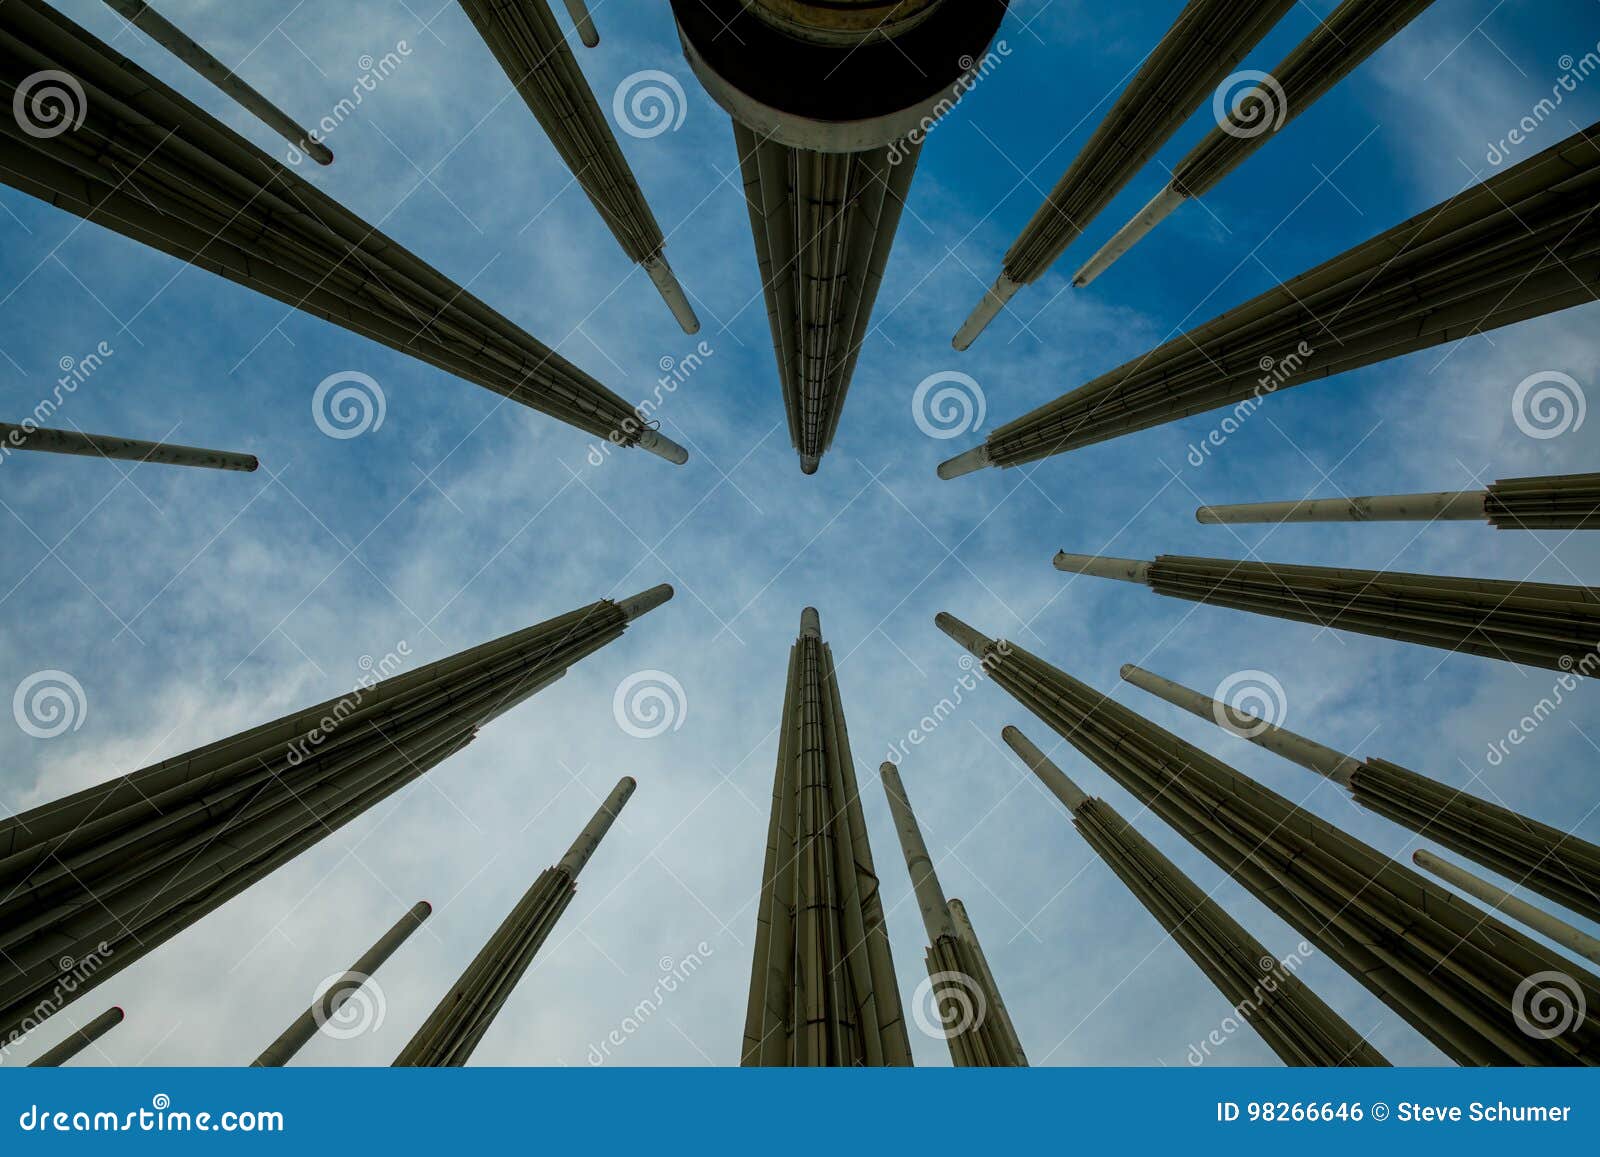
1196,474 -> 1600,531
27,1007 -> 123,1067
100,0 -> 333,164
558,0 -> 599,47
0,422 -> 258,472
253,901 -> 433,1066
393,778 -> 635,1067
1414,850 -> 1600,969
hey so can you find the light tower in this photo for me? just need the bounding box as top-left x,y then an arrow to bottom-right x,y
0,0 -> 685,464
743,608 -> 911,1065
1053,552 -> 1600,674
1195,473 -> 1600,531
1123,664 -> 1600,923
879,761 -> 1027,1066
394,778 -> 635,1066
670,0 -> 1008,472
936,611 -> 1600,1065
0,584 -> 673,1048
1003,727 -> 1386,1066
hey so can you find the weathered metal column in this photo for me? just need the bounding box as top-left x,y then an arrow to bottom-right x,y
0,422 -> 258,472
1002,726 -> 1386,1066
936,611 -> 1600,1065
1124,663 -> 1600,923
1414,850 -> 1600,969
742,607 -> 912,1065
940,123 -> 1600,475
0,585 -> 672,1047
27,1007 -> 124,1067
1053,551 -> 1600,673
393,778 -> 635,1066
253,901 -> 433,1066
952,0 -> 1297,348
1197,474 -> 1600,531
457,0 -> 698,332
880,761 -> 1027,1066
0,0 -> 685,464
671,0 -> 1008,472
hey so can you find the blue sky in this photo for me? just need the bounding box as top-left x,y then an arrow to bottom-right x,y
1,0 -> 1598,1067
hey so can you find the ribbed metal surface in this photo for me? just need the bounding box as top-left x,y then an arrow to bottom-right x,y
1073,796 -> 1386,1065
972,124 -> 1600,467
393,868 -> 573,1066
742,611 -> 911,1064
0,0 -> 659,451
1143,555 -> 1600,672
999,0 -> 1294,284
1487,473 -> 1600,530
1356,758 -> 1600,924
1172,0 -> 1436,197
735,125 -> 918,471
0,594 -> 642,1046
939,614 -> 1600,1065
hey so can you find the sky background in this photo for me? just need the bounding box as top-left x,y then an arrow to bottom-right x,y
1,0 -> 1598,1067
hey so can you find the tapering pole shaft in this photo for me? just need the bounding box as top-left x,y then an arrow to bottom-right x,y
1051,552 -> 1151,583
28,1007 -> 123,1066
952,274 -> 1020,351
643,256 -> 701,335
100,0 -> 333,164
1196,491 -> 1488,525
558,778 -> 636,877
1001,726 -> 1089,810
1,423 -> 258,472
879,763 -> 957,943
559,0 -> 599,46
945,898 -> 1027,1065
1119,664 -> 1360,786
1414,850 -> 1600,968
1072,186 -> 1187,287
252,901 -> 433,1066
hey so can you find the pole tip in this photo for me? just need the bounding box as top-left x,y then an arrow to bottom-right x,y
1118,663 -> 1137,680
110,1007 -> 125,1021
1195,506 -> 1220,524
800,606 -> 821,638
799,454 -> 820,475
618,584 -> 674,620
619,775 -> 638,792
937,444 -> 991,480
637,429 -> 690,465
